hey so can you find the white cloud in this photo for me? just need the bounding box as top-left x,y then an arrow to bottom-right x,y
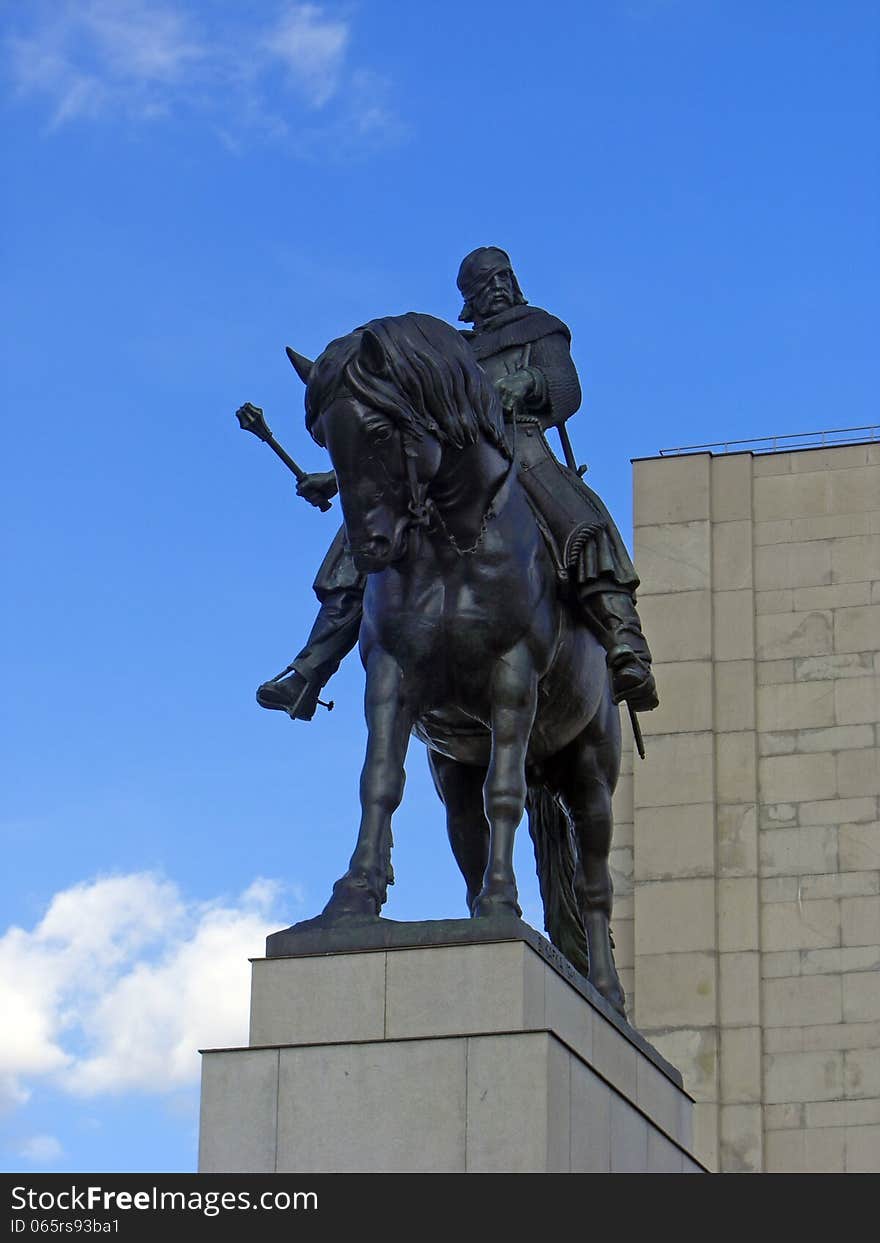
0,1074 -> 30,1114
6,1 -> 403,152
0,873 -> 289,1106
80,0 -> 203,82
8,0 -> 205,128
18,1134 -> 63,1164
263,4 -> 350,108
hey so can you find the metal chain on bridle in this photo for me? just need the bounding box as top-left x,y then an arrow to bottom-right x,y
400,430 -> 514,558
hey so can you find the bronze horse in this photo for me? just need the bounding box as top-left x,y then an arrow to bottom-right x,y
290,312 -> 625,1014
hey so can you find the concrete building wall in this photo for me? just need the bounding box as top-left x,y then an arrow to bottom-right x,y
609,440 -> 880,1172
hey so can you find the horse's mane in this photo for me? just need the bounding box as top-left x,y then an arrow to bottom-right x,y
305,312 -> 511,459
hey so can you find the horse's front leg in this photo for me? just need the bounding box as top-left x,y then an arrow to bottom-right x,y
322,649 -> 413,920
472,647 -> 538,919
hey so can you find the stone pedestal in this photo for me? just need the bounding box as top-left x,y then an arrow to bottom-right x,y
199,919 -> 704,1173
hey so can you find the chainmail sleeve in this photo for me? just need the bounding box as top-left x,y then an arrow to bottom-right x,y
527,332 -> 582,429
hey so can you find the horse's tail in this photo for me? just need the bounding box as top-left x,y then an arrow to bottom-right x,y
526,784 -> 590,979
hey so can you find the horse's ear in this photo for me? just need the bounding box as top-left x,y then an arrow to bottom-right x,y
358,329 -> 387,376
285,346 -> 313,385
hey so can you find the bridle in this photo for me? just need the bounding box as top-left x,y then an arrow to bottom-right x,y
402,436 -> 432,531
397,426 -> 514,559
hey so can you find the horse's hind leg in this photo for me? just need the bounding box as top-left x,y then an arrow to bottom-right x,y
555,693 -> 626,1015
428,752 -> 489,914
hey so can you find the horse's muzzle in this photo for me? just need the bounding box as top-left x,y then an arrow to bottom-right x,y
350,535 -> 394,572
349,513 -> 414,572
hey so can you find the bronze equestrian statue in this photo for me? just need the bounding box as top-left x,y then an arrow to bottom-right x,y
237,252 -> 659,1017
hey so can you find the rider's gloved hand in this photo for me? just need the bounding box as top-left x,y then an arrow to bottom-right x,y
495,369 -> 541,417
296,470 -> 339,508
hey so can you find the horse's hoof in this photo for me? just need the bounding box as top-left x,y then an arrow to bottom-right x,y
590,974 -> 627,1019
472,885 -> 522,920
582,910 -> 626,1016
322,873 -> 383,920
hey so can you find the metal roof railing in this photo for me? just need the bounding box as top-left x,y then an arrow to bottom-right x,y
659,425 -> 879,457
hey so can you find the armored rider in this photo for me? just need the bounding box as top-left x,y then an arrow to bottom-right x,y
256,247 -> 658,719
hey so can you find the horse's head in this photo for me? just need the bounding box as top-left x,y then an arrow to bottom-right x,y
290,313 -> 509,573
296,328 -> 444,572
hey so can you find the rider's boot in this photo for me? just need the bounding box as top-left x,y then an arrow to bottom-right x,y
577,586 -> 659,712
256,666 -> 324,721
256,583 -> 364,722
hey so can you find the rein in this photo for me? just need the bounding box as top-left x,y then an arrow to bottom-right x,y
401,431 -> 515,558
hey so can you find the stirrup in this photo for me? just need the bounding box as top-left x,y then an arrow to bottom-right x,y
256,671 -> 326,721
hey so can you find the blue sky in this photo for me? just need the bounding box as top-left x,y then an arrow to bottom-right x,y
2,0 -> 878,1172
